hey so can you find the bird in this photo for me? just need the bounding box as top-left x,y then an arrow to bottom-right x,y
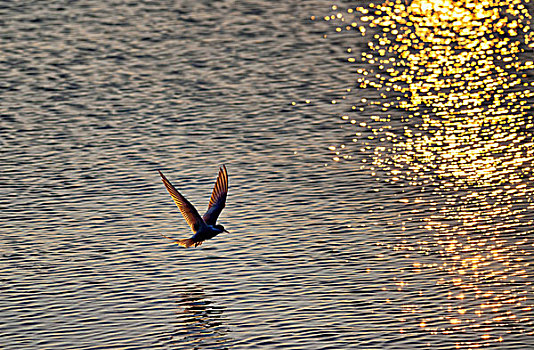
158,165 -> 229,248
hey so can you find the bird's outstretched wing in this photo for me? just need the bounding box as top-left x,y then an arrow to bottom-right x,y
158,170 -> 205,233
203,165 -> 228,225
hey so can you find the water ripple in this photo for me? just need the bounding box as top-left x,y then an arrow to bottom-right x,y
1,0 -> 534,349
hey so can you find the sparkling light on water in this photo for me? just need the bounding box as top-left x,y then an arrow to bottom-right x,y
326,0 -> 534,348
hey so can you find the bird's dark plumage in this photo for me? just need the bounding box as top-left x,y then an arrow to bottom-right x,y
203,165 -> 228,225
158,165 -> 229,248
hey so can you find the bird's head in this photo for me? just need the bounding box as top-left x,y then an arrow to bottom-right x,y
214,224 -> 229,234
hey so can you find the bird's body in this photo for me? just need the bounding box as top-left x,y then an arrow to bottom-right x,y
158,165 -> 229,248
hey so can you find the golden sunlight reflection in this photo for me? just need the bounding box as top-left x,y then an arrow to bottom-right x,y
326,0 -> 534,347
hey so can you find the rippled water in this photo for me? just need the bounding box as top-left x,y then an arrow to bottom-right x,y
1,0 -> 533,349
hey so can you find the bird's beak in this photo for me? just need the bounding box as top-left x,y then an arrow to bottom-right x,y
224,229 -> 229,233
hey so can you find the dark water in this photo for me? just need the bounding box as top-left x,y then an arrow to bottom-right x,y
1,1 -> 533,349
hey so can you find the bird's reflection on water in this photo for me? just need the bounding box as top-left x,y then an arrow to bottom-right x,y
325,0 -> 533,348
163,284 -> 231,349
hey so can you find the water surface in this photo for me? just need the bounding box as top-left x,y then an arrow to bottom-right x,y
1,0 -> 533,349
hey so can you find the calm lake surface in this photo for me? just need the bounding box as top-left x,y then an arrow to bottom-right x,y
1,0 -> 533,349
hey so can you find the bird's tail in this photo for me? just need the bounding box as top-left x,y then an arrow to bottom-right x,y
159,233 -> 201,248
176,238 -> 202,248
